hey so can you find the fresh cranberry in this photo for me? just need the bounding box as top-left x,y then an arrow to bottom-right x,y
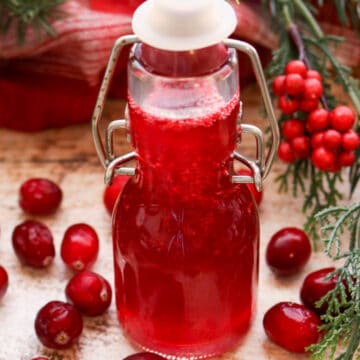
285,74 -> 305,96
12,220 -> 55,268
299,99 -> 318,113
66,270 -> 112,316
35,301 -> 83,349
341,129 -> 360,151
291,136 -> 311,159
285,60 -> 307,78
278,141 -> 296,163
322,129 -> 342,150
311,132 -> 324,149
329,106 -> 355,132
263,302 -> 322,353
311,146 -> 336,171
303,78 -> 323,100
0,265 -> 9,300
103,175 -> 130,214
282,119 -> 304,140
279,96 -> 299,115
19,178 -> 62,215
237,168 -> 263,205
306,70 -> 322,81
61,223 -> 99,271
266,227 -> 311,275
300,267 -> 337,315
123,353 -> 167,360
307,108 -> 329,132
272,75 -> 286,96
338,151 -> 356,167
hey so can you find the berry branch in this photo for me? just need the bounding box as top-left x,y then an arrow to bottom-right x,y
264,0 -> 360,244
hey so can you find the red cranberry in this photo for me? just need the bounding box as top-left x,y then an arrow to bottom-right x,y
61,223 -> 99,271
66,270 -> 112,316
103,175 -> 130,214
123,353 -> 167,360
35,301 -> 83,349
0,265 -> 9,300
303,78 -> 323,100
299,99 -> 318,113
311,132 -> 324,149
266,227 -> 311,275
12,220 -> 55,268
279,96 -> 299,115
19,178 -> 62,215
285,74 -> 305,96
338,151 -> 356,167
285,60 -> 307,78
306,70 -> 322,81
237,168 -> 263,205
278,141 -> 296,163
282,119 -> 304,140
311,146 -> 336,171
291,135 -> 311,159
329,106 -> 355,133
307,108 -> 329,132
300,267 -> 337,315
263,302 -> 322,353
341,129 -> 360,151
272,75 -> 286,96
323,129 -> 342,150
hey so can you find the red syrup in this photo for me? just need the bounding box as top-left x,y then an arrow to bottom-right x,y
112,83 -> 259,357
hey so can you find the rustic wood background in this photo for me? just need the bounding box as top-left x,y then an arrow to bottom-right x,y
0,83 -> 357,359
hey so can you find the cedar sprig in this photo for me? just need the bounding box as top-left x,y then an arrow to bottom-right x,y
0,0 -> 68,43
306,203 -> 360,360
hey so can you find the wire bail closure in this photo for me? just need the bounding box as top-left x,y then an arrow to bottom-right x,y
91,35 -> 279,189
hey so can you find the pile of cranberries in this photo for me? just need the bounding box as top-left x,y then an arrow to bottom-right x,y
273,60 -> 359,172
2,178 -> 113,355
263,226 -> 345,353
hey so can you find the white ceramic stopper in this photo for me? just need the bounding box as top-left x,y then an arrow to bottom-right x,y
132,0 -> 237,51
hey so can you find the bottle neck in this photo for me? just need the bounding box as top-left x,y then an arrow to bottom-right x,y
137,43 -> 229,77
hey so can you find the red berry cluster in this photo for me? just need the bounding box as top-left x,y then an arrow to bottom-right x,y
273,60 -> 359,172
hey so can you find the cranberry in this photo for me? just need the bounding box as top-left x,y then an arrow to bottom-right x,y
279,96 -> 299,115
311,132 -> 324,149
123,353 -> 167,360
342,129 -> 360,151
12,220 -> 55,268
291,136 -> 311,159
307,108 -> 329,132
66,270 -> 112,316
285,60 -> 307,78
282,119 -> 304,140
19,178 -> 62,215
303,78 -> 323,100
263,302 -> 322,353
103,175 -> 130,214
299,99 -> 318,113
266,227 -> 311,275
329,106 -> 355,132
338,151 -> 356,167
306,70 -> 322,81
61,223 -> 99,271
237,168 -> 263,205
35,301 -> 83,349
311,146 -> 336,171
285,74 -> 305,96
0,265 -> 9,300
322,129 -> 342,150
300,267 -> 337,315
272,75 -> 286,96
278,141 -> 296,163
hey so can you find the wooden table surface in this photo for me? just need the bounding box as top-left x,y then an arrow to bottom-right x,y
0,84 -> 357,360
